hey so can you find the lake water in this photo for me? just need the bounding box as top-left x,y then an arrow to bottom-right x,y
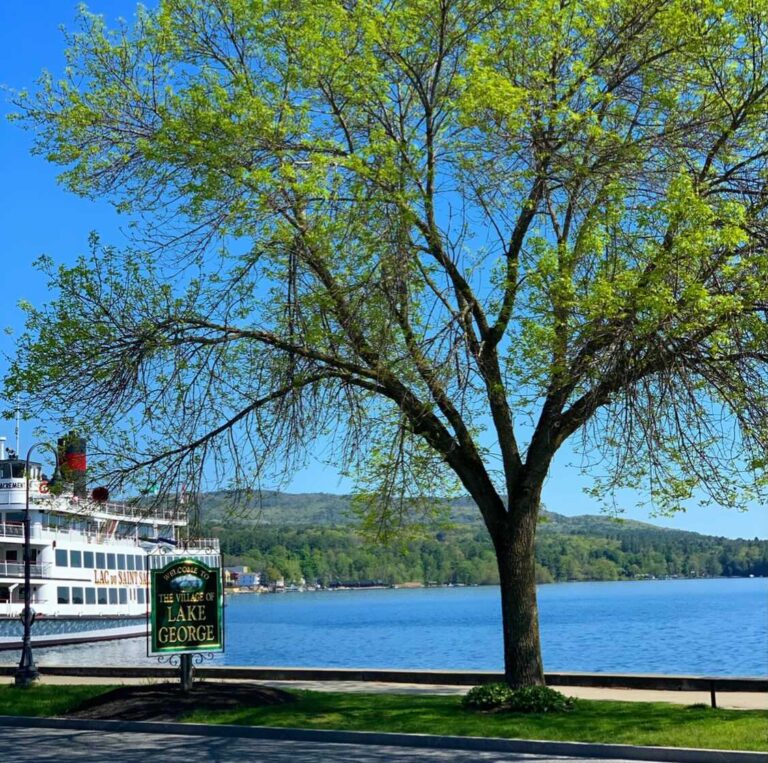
2,578 -> 766,676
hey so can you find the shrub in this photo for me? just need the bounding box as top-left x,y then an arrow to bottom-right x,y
505,685 -> 575,713
462,683 -> 575,713
462,683 -> 514,709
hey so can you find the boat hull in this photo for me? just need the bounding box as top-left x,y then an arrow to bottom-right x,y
0,616 -> 146,650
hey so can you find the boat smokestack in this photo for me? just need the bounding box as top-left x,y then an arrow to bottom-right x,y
59,433 -> 87,498
0,437 -> 5,461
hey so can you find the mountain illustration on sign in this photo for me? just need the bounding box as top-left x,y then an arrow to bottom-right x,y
170,574 -> 205,592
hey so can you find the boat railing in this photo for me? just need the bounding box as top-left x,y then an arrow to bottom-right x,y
27,495 -> 187,525
82,499 -> 186,523
2,480 -> 185,524
40,525 -> 145,547
41,525 -> 164,548
175,537 -> 220,553
1,521 -> 218,555
2,598 -> 42,617
0,561 -> 51,579
0,522 -> 23,539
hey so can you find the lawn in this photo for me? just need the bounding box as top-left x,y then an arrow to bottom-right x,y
0,684 -> 765,752
0,684 -> 113,717
182,690 -> 768,752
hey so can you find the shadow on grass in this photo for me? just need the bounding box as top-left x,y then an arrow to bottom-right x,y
181,691 -> 768,751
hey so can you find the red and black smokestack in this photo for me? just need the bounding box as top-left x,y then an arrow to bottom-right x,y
58,433 -> 87,499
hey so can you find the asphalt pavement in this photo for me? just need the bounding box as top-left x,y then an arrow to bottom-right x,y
0,725 -> 686,763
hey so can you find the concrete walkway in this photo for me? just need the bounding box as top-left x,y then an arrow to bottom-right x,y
259,680 -> 768,711
3,673 -> 766,710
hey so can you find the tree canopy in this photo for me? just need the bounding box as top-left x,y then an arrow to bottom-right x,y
7,0 -> 768,684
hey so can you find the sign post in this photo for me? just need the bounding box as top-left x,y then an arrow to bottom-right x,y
149,557 -> 223,689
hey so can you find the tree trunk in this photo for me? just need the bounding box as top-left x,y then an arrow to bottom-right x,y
491,493 -> 545,687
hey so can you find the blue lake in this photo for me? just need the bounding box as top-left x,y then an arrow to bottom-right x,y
4,577 -> 767,676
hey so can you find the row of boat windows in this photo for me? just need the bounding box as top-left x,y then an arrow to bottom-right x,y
56,586 -> 146,606
0,463 -> 42,479
55,549 -> 146,570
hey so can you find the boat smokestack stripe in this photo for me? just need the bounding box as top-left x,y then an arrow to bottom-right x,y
58,433 -> 87,498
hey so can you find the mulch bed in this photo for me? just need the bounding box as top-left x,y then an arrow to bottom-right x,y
65,681 -> 295,721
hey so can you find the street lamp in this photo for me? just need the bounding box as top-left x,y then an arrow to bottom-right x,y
15,442 -> 59,687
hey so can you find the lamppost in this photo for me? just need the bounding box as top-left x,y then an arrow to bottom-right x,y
15,442 -> 59,687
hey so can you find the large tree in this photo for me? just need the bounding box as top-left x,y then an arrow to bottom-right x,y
7,0 -> 768,685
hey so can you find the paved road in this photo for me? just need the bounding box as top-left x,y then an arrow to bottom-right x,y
0,726 -> 666,763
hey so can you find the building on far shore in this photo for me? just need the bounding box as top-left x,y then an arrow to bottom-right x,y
223,566 -> 261,588
239,571 -> 261,587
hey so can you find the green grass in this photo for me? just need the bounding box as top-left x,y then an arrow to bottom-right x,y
0,684 -> 115,717
0,684 -> 765,752
183,691 -> 768,752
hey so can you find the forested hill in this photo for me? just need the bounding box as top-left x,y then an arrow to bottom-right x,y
200,492 -> 768,584
200,490 -> 354,526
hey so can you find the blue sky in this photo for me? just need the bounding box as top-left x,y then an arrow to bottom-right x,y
1,2 -> 766,540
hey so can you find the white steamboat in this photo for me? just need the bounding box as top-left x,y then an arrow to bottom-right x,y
0,435 -> 218,648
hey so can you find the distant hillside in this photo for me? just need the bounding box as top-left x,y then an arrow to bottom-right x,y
198,489 -> 487,525
199,490 -> 353,526
199,489 -> 750,541
199,491 -> 768,584
536,511 -> 705,541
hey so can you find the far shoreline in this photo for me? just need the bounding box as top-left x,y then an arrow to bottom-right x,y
225,574 -> 766,595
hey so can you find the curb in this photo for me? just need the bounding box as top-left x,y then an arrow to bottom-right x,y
0,715 -> 763,763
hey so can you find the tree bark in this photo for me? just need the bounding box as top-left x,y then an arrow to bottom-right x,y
490,490 -> 545,687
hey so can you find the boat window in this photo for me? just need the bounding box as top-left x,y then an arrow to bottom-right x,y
55,549 -> 68,567
85,588 -> 96,605
117,554 -> 126,570
126,555 -> 135,571
70,550 -> 82,568
108,589 -> 118,605
119,588 -> 128,605
96,552 -> 106,568
0,464 -> 10,478
83,551 -> 94,568
137,588 -> 145,604
5,550 -> 17,562
71,587 -> 84,605
107,553 -> 116,570
57,586 -> 69,604
135,555 -> 144,571
11,462 -> 25,478
97,588 -> 108,605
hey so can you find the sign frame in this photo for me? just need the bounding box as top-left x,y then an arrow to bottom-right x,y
148,557 -> 224,655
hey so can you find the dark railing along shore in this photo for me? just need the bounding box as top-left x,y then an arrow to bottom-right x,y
1,665 -> 765,707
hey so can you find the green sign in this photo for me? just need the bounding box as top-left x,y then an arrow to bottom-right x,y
149,558 -> 223,654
